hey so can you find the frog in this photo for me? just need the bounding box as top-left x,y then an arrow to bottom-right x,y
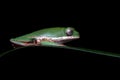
7,27 -> 120,58
10,27 -> 80,47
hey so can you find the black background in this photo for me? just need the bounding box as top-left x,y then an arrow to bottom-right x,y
0,3 -> 120,65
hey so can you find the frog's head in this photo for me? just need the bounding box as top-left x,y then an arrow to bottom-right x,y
56,27 -> 80,43
37,27 -> 80,43
64,27 -> 80,38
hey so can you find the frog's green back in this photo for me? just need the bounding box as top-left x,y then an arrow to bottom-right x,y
11,27 -> 79,42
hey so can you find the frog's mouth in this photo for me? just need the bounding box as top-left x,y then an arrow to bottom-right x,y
52,36 -> 80,43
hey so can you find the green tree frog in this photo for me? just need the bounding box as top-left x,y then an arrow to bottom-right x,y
10,27 -> 80,47
7,27 -> 120,58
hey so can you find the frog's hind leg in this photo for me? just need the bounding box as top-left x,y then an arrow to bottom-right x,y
10,39 -> 29,48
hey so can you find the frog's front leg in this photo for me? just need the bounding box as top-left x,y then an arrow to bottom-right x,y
40,41 -> 64,46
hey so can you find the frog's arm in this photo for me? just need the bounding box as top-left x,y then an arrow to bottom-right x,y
40,41 -> 64,46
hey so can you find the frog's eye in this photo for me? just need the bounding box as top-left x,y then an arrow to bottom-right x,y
66,28 -> 73,36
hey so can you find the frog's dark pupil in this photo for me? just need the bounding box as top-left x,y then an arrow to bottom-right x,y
66,28 -> 73,36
